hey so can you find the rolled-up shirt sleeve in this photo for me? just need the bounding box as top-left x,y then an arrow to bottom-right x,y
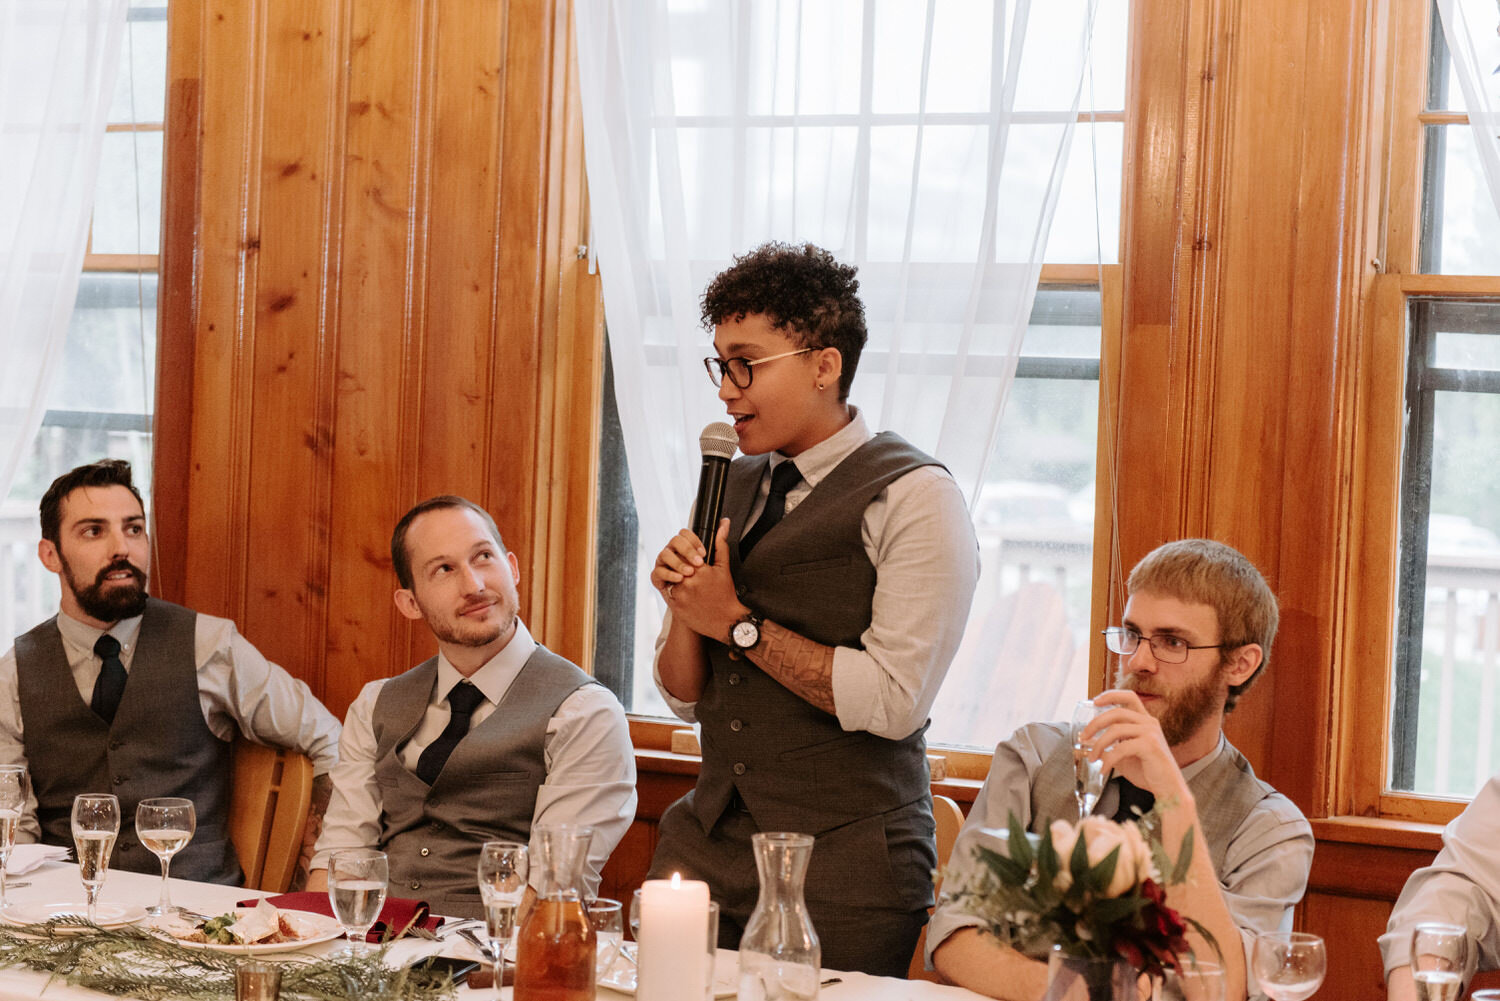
309,679 -> 386,871
1381,772 -> 1500,983
830,466 -> 979,739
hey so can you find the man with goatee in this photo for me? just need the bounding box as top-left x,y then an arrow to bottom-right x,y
0,459 -> 341,885
928,539 -> 1313,1001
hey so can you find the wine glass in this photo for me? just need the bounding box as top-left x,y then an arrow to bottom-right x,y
1250,931 -> 1326,1001
1070,699 -> 1106,819
587,898 -> 624,979
1157,959 -> 1226,1001
136,797 -> 195,918
71,793 -> 120,924
327,848 -> 388,956
1410,922 -> 1467,1001
0,766 -> 28,910
477,840 -> 529,982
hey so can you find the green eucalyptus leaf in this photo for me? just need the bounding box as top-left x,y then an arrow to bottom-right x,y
1169,827 -> 1195,885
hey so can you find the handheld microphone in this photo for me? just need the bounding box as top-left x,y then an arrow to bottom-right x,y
691,422 -> 739,565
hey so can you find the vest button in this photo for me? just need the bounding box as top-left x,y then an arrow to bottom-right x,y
732,762 -> 746,776
112,775 -> 125,785
729,719 -> 743,732
728,674 -> 741,686
420,848 -> 430,857
108,740 -> 122,750
433,822 -> 445,831
411,881 -> 421,890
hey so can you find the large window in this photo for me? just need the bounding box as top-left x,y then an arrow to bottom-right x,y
1388,3 -> 1500,799
593,0 -> 1127,750
1,0 -> 164,642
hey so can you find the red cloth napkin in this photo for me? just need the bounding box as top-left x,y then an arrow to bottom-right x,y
237,891 -> 445,941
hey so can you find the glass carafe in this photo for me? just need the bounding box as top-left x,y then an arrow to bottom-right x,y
738,832 -> 820,1001
514,824 -> 597,1001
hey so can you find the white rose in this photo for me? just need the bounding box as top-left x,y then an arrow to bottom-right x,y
1054,816 -> 1152,898
1049,819 -> 1081,891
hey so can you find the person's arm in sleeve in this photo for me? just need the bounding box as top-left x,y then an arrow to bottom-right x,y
533,684 -> 638,899
0,649 -> 40,842
304,681 -> 386,891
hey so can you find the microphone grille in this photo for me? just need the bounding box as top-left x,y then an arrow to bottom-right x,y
699,422 -> 739,460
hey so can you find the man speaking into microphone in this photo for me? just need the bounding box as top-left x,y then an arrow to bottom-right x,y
648,242 -> 980,976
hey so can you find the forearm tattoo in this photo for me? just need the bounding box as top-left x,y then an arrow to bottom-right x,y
747,619 -> 836,715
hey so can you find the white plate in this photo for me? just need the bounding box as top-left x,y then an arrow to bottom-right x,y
169,909 -> 344,954
598,950 -> 736,998
0,901 -> 146,929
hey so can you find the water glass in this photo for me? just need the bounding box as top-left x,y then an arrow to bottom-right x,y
136,797 -> 195,918
327,848 -> 388,956
71,793 -> 120,924
1070,699 -> 1106,819
1250,931 -> 1326,1001
477,840 -> 528,980
0,766 -> 28,909
1410,922 -> 1467,1001
586,898 -> 624,978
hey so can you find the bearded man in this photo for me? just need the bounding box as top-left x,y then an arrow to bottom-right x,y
0,459 -> 341,884
307,496 -> 634,918
927,539 -> 1314,1001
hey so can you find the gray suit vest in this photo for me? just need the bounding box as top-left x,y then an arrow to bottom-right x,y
1031,735 -> 1277,875
690,432 -> 942,834
371,643 -> 595,918
14,597 -> 240,884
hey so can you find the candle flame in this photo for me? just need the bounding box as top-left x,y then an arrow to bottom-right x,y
671,872 -> 682,887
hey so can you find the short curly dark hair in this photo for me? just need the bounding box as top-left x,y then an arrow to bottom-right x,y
701,242 -> 866,401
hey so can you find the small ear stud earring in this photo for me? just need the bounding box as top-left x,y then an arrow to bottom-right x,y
817,383 -> 825,390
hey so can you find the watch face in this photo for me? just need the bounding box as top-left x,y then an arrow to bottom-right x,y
732,619 -> 759,648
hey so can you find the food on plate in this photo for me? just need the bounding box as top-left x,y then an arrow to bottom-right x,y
160,900 -> 326,945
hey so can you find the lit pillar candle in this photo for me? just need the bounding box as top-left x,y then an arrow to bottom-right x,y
638,873 -> 713,1001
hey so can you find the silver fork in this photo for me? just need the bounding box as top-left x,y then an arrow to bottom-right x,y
458,927 -> 501,964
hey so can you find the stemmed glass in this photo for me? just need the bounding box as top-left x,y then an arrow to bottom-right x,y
1157,959 -> 1226,1001
327,848 -> 388,957
1251,931 -> 1326,1001
1410,921 -> 1467,1000
71,793 -> 120,924
136,797 -> 195,918
587,898 -> 624,979
1070,699 -> 1106,819
477,841 -> 529,984
0,766 -> 28,910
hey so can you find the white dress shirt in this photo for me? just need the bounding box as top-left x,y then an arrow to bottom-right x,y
312,620 -> 636,896
653,408 -> 981,740
1381,770 -> 1500,982
0,607 -> 343,841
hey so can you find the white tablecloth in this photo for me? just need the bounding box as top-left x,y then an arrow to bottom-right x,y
0,860 -> 980,1000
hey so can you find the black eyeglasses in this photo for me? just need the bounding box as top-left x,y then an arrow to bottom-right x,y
1101,626 -> 1226,664
703,347 -> 815,389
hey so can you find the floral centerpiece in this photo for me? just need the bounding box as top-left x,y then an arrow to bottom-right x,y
942,809 -> 1217,1000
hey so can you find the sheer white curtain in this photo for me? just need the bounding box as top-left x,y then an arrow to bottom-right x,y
576,0 -> 1098,710
1434,0 -> 1500,218
0,0 -> 128,499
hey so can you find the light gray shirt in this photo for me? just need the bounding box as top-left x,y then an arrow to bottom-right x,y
653,407 -> 981,740
313,620 -> 636,896
0,608 -> 343,841
1381,770 -> 1500,982
928,722 -> 1314,995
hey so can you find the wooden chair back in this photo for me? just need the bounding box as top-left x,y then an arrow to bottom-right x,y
228,738 -> 315,892
908,793 -> 967,981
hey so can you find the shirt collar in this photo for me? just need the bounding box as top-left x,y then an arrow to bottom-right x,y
1178,732 -> 1228,782
56,609 -> 144,659
767,405 -> 872,490
433,618 -> 538,706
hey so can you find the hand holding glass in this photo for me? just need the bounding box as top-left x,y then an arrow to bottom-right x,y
0,767 -> 28,909
327,848 -> 388,957
477,840 -> 528,981
71,793 -> 120,924
136,797 -> 195,918
1070,699 -> 1105,819
1250,932 -> 1326,1001
1410,922 -> 1468,1001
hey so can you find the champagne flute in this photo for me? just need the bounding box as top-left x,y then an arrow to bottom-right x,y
327,848 -> 388,957
1410,922 -> 1468,1001
1250,931 -> 1326,1001
71,793 -> 120,924
1070,699 -> 1105,819
477,840 -> 529,982
136,797 -> 195,918
0,766 -> 28,910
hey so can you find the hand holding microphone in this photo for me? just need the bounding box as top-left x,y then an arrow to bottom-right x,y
651,424 -> 740,626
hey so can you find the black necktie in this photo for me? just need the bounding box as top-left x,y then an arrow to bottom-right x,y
90,634 -> 127,724
1110,776 -> 1156,823
415,682 -> 487,786
739,461 -> 802,559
